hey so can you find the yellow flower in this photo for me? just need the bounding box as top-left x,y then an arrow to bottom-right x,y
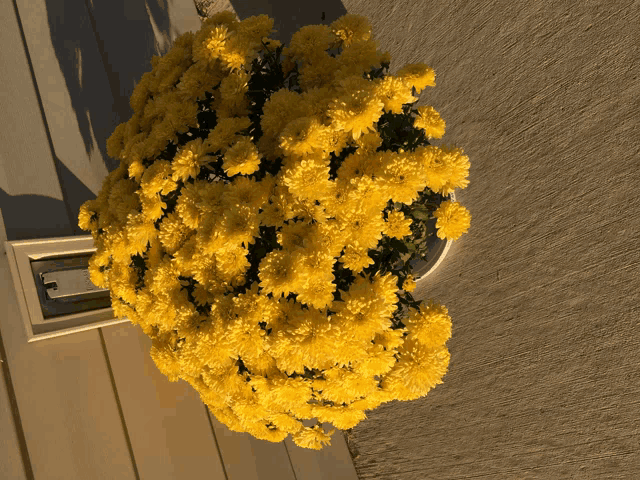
331,274 -> 395,344
192,24 -> 231,65
396,63 -> 436,93
158,211 -> 192,254
354,130 -> 382,154
140,159 -> 178,198
205,116 -> 252,153
221,136 -> 262,176
218,35 -> 253,71
327,76 -> 385,140
280,154 -> 333,204
336,150 -> 382,188
216,243 -> 251,281
384,210 -> 413,239
258,250 -> 300,298
171,138 -> 211,182
125,212 -> 157,256
202,10 -> 239,30
335,38 -> 387,80
402,274 -> 417,292
374,75 -> 418,114
219,69 -> 250,106
373,327 -> 406,350
376,150 -> 424,204
341,243 -> 375,274
129,71 -> 154,114
432,200 -> 471,240
279,116 -> 329,157
319,368 -> 378,405
414,105 -> 446,139
330,14 -> 373,47
276,220 -> 310,252
298,54 -> 341,91
439,145 -> 471,196
106,122 -> 127,161
237,14 -> 274,46
404,299 -> 452,348
338,205 -> 385,252
296,271 -> 336,309
291,424 -> 335,450
260,89 -> 309,139
288,25 -> 333,61
225,175 -> 266,210
216,205 -> 261,249
259,185 -> 294,229
386,339 -> 450,397
176,62 -> 224,102
78,199 -> 99,231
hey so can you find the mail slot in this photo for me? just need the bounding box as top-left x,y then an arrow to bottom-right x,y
30,253 -> 112,319
5,235 -> 131,342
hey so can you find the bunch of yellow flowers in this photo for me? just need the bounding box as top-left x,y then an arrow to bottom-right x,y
78,11 -> 471,450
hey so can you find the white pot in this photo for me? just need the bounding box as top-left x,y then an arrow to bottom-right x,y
400,190 -> 457,283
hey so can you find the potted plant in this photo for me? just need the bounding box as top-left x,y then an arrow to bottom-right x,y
78,11 -> 471,450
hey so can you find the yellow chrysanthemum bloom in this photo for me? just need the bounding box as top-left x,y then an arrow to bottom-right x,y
375,75 -> 418,114
335,38 -> 388,80
222,136 -> 262,176
237,14 -> 274,46
192,24 -> 231,65
432,200 -> 472,240
404,299 -> 452,348
298,54 -> 341,91
402,274 -> 417,293
341,243 -> 375,273
327,76 -> 385,140
279,116 -> 329,157
414,105 -> 446,139
291,424 -> 335,450
386,338 -> 451,397
396,63 -> 436,93
219,69 -> 250,106
280,154 -> 333,204
171,138 -> 212,182
384,210 -> 413,239
205,116 -> 252,153
258,249 -> 300,298
330,13 -> 373,47
288,24 -> 334,61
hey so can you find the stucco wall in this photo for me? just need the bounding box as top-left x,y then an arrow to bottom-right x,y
339,1 -> 640,478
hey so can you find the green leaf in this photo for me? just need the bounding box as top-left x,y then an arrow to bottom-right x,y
410,209 -> 430,220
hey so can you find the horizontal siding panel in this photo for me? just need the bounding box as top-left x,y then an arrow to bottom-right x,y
101,322 -> 227,479
0,350 -> 27,480
0,216 -> 136,479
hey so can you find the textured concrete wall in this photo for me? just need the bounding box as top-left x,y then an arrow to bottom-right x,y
339,1 -> 640,478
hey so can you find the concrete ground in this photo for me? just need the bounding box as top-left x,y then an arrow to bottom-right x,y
334,1 -> 640,478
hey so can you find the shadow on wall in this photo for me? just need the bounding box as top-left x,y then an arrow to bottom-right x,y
2,0 -> 181,241
43,0 -> 175,173
228,0 -> 347,45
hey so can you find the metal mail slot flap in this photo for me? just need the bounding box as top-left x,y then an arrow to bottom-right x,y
41,268 -> 108,299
